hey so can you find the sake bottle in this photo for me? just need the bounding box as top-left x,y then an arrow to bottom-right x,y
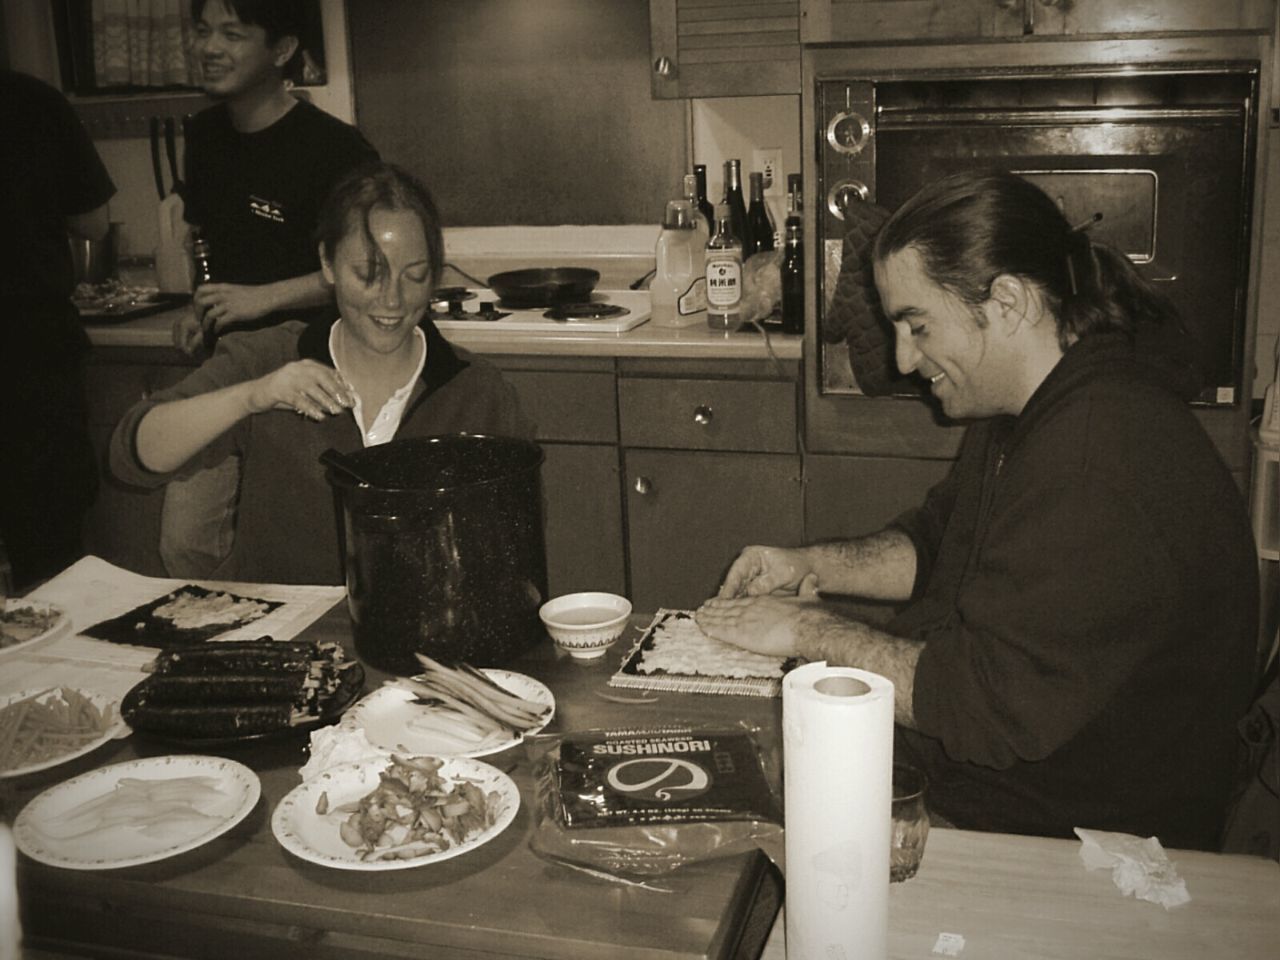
705,202 -> 743,332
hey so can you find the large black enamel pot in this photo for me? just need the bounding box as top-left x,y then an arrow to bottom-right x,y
486,267 -> 600,308
323,435 -> 547,675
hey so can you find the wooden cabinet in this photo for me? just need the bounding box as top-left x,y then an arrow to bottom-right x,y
618,357 -> 803,611
496,358 -> 626,601
800,0 -> 1276,43
649,0 -> 801,98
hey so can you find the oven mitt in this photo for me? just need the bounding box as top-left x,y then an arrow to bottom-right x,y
824,198 -> 925,397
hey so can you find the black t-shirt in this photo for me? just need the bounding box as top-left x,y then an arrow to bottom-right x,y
0,70 -> 116,356
184,98 -> 379,324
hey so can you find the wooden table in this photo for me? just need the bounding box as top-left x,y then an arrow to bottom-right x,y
7,606 -> 783,960
7,603 -> 1279,959
761,828 -> 1279,960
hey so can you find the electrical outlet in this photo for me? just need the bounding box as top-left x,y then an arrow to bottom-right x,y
753,148 -> 784,198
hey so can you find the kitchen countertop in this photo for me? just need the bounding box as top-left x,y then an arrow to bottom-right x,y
83,303 -> 804,361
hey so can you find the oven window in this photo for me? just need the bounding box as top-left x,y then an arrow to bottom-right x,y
818,69 -> 1258,407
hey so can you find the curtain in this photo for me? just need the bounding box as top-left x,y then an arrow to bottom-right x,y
91,0 -> 197,88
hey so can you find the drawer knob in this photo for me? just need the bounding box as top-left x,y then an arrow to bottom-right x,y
634,476 -> 653,495
653,56 -> 674,78
693,405 -> 714,426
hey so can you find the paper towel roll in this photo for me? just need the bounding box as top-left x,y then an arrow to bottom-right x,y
783,662 -> 895,960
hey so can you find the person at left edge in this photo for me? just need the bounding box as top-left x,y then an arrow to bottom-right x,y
0,70 -> 116,591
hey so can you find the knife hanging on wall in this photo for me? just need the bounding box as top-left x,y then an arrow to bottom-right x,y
148,116 -> 166,201
163,116 -> 184,199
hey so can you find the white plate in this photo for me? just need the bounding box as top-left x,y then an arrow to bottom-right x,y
0,600 -> 71,657
271,755 -> 520,871
0,688 -> 128,779
13,754 -> 260,870
347,669 -> 554,759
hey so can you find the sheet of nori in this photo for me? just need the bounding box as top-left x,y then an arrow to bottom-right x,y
552,729 -> 782,829
81,584 -> 283,647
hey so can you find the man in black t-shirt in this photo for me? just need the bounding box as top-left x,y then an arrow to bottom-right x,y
0,70 -> 117,589
162,0 -> 379,577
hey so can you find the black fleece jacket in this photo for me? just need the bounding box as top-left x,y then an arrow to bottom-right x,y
891,332 -> 1257,850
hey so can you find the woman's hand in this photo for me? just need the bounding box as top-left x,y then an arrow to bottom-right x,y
718,545 -> 819,599
247,360 -> 355,421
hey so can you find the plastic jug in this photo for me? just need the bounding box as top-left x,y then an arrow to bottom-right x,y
651,199 -> 707,327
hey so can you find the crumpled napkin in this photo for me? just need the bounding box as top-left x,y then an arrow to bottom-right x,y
298,720 -> 390,782
1074,827 -> 1191,909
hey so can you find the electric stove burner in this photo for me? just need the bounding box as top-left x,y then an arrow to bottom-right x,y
543,302 -> 631,321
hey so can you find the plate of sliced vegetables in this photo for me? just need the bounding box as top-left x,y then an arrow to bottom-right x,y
0,687 -> 127,779
0,599 -> 71,655
348,656 -> 554,759
271,754 -> 519,871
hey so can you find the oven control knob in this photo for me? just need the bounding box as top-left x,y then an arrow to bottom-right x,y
827,180 -> 870,221
826,109 -> 872,156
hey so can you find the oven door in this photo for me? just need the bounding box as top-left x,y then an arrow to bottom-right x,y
817,66 -> 1260,408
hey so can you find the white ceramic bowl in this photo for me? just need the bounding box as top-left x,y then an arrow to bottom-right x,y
538,592 -> 632,660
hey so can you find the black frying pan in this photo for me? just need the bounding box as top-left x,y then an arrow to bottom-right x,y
486,267 -> 600,308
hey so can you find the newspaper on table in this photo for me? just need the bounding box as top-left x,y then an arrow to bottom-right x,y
0,555 -> 345,703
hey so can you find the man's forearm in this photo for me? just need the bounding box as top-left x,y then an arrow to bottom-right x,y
260,271 -> 334,313
801,528 -> 917,602
792,606 -> 923,728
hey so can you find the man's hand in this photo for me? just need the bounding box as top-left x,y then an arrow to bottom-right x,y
718,545 -> 819,599
194,282 -> 274,331
172,308 -> 205,355
694,595 -> 811,658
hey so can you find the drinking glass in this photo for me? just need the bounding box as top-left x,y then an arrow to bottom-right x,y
891,762 -> 929,882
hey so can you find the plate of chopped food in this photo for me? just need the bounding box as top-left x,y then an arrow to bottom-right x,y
272,754 -> 519,871
121,638 -> 364,745
0,599 -> 71,655
12,754 -> 260,869
0,687 -> 126,778
349,656 -> 554,759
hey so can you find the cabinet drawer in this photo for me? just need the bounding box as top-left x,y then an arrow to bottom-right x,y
503,371 -> 617,444
619,378 -> 796,453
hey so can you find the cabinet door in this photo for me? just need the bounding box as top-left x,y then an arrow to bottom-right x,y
541,443 -> 626,599
802,0 -> 1022,43
650,0 -> 801,98
802,0 -> 1275,43
625,449 -> 802,611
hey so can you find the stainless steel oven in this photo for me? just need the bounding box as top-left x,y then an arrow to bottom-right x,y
803,34 -> 1273,467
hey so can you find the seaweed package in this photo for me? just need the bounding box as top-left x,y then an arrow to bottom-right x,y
528,724 -> 783,878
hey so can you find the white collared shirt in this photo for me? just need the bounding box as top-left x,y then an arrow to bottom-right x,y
329,320 -> 427,447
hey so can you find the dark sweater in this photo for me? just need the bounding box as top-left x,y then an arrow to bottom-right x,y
110,318 -> 534,585
891,333 -> 1257,850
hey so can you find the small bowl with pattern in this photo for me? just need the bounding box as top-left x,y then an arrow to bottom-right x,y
538,592 -> 632,660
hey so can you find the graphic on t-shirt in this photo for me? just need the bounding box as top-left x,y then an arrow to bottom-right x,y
249,195 -> 284,223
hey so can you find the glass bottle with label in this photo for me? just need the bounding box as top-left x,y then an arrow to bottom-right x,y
693,164 -> 715,234
192,235 -> 217,353
781,219 -> 804,335
652,198 -> 707,328
684,173 -> 710,253
705,202 -> 743,332
747,171 -> 775,253
722,159 -> 753,260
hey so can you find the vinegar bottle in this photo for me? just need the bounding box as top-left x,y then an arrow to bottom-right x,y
705,202 -> 743,332
722,159 -> 753,260
747,171 -> 775,253
652,199 -> 706,328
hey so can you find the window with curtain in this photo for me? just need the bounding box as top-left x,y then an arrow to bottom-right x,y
53,0 -> 327,96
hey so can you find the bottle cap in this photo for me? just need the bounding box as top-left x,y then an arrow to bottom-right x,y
663,200 -> 692,230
